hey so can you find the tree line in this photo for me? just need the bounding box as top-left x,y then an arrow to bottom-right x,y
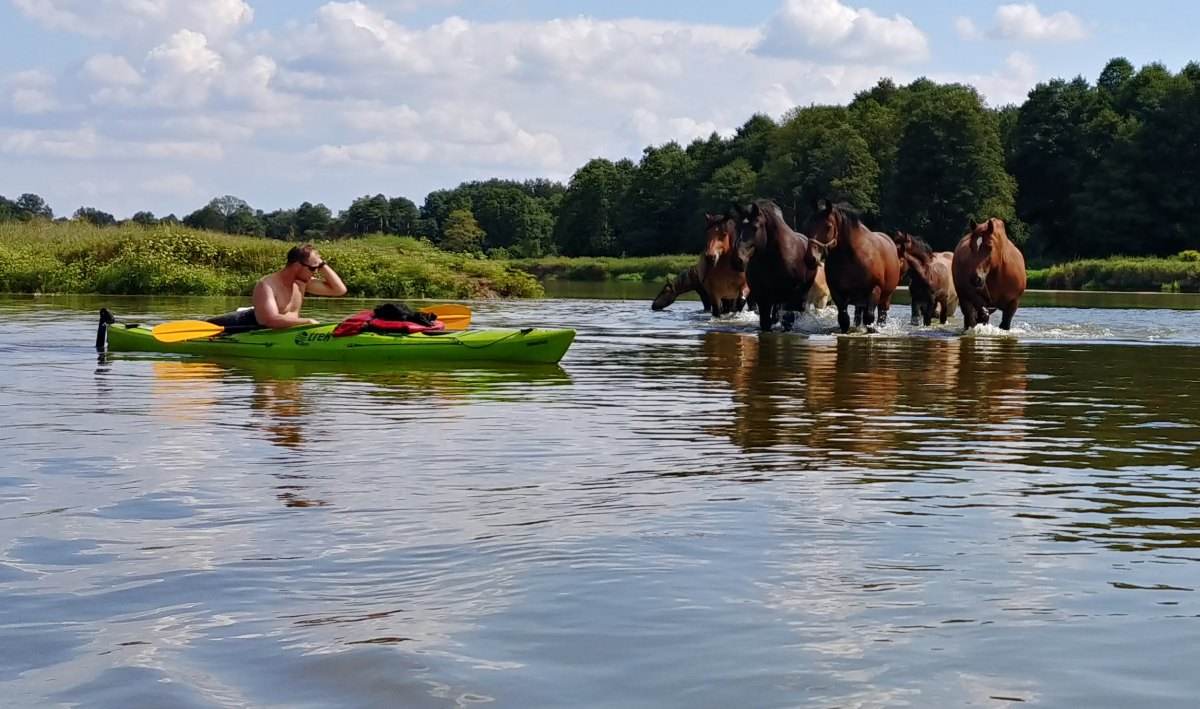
3,57 -> 1198,261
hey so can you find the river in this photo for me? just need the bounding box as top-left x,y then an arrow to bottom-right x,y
1,291 -> 1199,707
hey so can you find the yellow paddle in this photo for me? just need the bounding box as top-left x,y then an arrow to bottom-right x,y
151,320 -> 226,343
149,304 -> 472,342
427,304 -> 471,330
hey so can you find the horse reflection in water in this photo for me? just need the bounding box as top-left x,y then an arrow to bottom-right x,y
699,334 -> 1028,461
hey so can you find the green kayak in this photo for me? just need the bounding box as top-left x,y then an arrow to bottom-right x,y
99,313 -> 575,365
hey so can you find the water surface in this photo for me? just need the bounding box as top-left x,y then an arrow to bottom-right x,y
1,293 -> 1199,707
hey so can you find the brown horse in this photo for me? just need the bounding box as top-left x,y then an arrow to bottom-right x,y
952,218 -> 1026,330
732,200 -> 823,332
801,201 -> 901,333
701,213 -> 750,317
893,231 -> 957,326
652,264 -> 711,311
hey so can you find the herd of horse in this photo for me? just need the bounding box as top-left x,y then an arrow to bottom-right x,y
652,200 -> 1027,333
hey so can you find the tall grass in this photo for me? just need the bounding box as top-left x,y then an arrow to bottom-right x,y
0,222 -> 543,298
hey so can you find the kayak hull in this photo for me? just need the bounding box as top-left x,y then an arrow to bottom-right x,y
103,321 -> 575,365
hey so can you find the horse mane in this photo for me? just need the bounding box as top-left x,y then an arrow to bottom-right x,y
831,202 -> 864,230
752,199 -> 785,223
907,234 -> 934,260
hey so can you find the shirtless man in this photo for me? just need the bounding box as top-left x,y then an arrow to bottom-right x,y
208,244 -> 347,330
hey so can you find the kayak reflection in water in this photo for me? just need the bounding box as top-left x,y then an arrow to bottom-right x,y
208,244 -> 348,330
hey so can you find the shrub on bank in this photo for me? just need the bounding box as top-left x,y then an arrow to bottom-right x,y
0,222 -> 542,298
1040,257 -> 1200,292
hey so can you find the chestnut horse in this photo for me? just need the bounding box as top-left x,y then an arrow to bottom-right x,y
732,200 -> 823,332
893,231 -> 957,326
701,213 -> 750,317
801,201 -> 901,333
652,264 -> 711,311
952,218 -> 1026,330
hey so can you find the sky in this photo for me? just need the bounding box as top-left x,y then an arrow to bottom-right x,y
1,0 -> 1197,219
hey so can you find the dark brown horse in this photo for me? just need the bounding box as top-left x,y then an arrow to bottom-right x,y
952,218 -> 1026,330
732,200 -> 823,332
893,231 -> 957,326
701,213 -> 750,317
801,201 -> 901,333
652,263 -> 711,311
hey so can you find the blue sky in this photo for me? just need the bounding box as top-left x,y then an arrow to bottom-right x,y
1,1 -> 1196,219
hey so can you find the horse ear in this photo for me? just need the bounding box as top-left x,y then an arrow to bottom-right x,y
984,219 -> 994,235
822,199 -> 834,214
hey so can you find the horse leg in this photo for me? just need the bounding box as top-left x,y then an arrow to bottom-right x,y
758,300 -> 774,332
922,302 -> 933,327
862,290 -> 878,331
833,294 -> 851,334
910,299 -> 921,327
853,306 -> 863,328
877,289 -> 890,328
782,309 -> 796,331
962,301 -> 977,330
1000,301 -> 1018,330
977,306 -> 991,326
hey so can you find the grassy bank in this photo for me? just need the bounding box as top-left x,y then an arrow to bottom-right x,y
0,222 -> 542,298
1027,252 -> 1200,292
504,254 -> 697,282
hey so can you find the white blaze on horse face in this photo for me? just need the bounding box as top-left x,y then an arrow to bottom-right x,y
974,236 -> 982,250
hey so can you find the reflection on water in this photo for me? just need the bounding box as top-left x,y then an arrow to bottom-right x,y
2,294 -> 1200,708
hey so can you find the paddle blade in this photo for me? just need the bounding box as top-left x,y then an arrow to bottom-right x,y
151,320 -> 225,343
427,304 -> 471,330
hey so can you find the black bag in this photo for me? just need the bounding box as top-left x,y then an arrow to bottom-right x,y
372,303 -> 437,326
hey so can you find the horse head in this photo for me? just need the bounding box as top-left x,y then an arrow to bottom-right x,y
894,230 -> 934,282
802,198 -> 852,251
703,212 -> 734,268
651,279 -> 677,311
965,218 -> 1007,289
731,202 -> 762,272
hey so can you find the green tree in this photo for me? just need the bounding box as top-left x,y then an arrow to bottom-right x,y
1009,77 -> 1102,257
15,193 -> 52,220
262,209 -> 297,239
341,194 -> 392,234
0,195 -> 15,222
130,211 -> 158,226
617,143 -> 695,255
884,84 -> 1016,250
388,197 -> 419,235
759,105 -> 880,223
699,158 -> 757,212
73,206 -> 116,226
183,204 -> 225,231
440,209 -> 486,253
554,158 -> 634,256
225,206 -> 265,236
295,202 -> 332,238
728,114 -> 777,172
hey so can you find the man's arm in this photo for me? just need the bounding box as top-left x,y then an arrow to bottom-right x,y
305,263 -> 347,297
253,279 -> 318,328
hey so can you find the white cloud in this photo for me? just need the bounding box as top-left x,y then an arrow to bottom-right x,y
12,0 -> 253,39
11,87 -> 59,114
991,4 -> 1087,42
937,51 -> 1040,106
755,0 -> 929,63
1,126 -> 223,162
140,174 -> 200,197
82,54 -> 143,85
954,17 -> 982,40
318,107 -> 564,170
628,108 -> 721,147
144,29 -> 223,106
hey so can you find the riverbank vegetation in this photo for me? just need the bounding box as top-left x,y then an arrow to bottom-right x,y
0,222 -> 542,298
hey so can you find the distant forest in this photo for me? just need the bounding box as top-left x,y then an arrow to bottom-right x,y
3,57 -> 1199,262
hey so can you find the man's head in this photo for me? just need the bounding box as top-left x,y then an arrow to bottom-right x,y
285,244 -> 323,282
